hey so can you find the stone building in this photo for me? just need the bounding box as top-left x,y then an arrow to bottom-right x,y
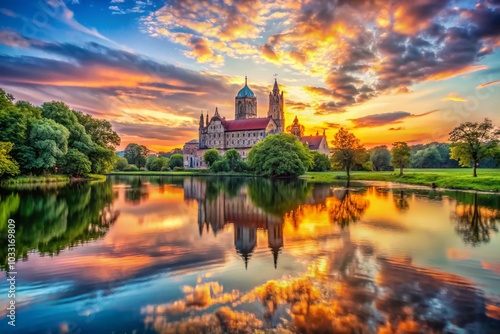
183,77 -> 285,168
287,115 -> 331,156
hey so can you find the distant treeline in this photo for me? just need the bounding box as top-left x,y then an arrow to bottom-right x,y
0,89 -> 120,178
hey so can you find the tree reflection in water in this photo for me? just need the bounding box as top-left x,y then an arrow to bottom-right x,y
394,190 -> 410,212
327,187 -> 369,228
0,180 -> 119,269
453,192 -> 500,246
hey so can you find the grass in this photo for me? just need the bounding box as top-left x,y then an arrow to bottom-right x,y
1,174 -> 70,185
302,168 -> 500,192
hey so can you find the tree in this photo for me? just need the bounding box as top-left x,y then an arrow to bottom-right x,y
224,149 -> 242,171
203,148 -> 220,167
168,154 -> 184,169
145,155 -> 157,171
330,128 -> 365,178
114,156 -> 129,171
22,118 -> 69,174
211,159 -> 230,173
247,133 -> 313,177
449,118 -> 500,177
412,145 -> 442,168
370,146 -> 392,171
73,110 -> 120,149
59,148 -> 91,177
0,142 -> 20,178
124,143 -> 150,168
151,157 -> 169,171
391,142 -> 411,175
42,101 -> 93,155
311,151 -> 331,172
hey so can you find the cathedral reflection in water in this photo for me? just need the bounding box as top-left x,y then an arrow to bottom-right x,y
184,178 -> 283,269
183,177 -> 335,269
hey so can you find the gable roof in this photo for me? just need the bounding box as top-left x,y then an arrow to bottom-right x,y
300,136 -> 325,150
222,117 -> 274,132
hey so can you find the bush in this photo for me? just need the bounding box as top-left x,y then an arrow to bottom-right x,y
169,154 -> 184,169
150,157 -> 169,171
139,167 -> 147,171
311,151 -> 331,172
161,166 -> 170,171
173,166 -> 184,172
114,155 -> 129,171
123,164 -> 139,171
210,159 -> 230,173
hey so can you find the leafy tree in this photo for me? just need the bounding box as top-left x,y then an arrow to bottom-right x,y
145,155 -> 157,171
203,148 -> 221,167
311,151 -> 331,171
449,118 -> 500,177
59,148 -> 92,177
151,157 -> 170,171
0,91 -> 29,146
169,154 -> 184,169
411,145 -> 443,168
42,101 -> 93,155
391,142 -> 411,175
248,133 -> 312,177
124,143 -> 150,168
22,118 -> 69,174
370,145 -> 392,171
211,159 -> 230,173
114,156 -> 129,171
73,110 -> 120,149
0,142 -> 20,178
224,149 -> 242,171
330,128 -> 365,178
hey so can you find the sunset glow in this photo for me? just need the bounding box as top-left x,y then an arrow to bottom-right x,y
0,0 -> 499,151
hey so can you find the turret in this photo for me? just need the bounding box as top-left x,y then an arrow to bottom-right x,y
199,111 -> 204,129
268,78 -> 284,132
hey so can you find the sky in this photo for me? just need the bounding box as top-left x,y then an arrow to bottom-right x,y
0,0 -> 499,152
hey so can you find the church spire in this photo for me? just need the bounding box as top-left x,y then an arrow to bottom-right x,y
245,75 -> 247,86
214,107 -> 220,117
273,78 -> 279,94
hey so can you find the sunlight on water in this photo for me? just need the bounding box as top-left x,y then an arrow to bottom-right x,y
1,176 -> 499,333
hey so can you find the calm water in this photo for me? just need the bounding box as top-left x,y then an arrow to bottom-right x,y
1,176 -> 500,333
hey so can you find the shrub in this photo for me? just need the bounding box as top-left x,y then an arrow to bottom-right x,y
173,166 -> 184,172
161,166 -> 170,171
123,164 -> 139,171
211,159 -> 230,173
139,167 -> 147,171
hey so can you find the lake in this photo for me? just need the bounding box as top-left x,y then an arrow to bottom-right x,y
1,176 -> 500,333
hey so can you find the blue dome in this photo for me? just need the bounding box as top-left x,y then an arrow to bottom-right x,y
236,76 -> 255,98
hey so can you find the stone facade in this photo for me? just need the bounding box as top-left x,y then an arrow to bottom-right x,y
184,78 -> 285,168
287,116 -> 331,156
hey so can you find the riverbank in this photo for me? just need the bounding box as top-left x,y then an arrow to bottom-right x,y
107,171 -> 254,177
302,169 -> 500,192
0,174 -> 106,187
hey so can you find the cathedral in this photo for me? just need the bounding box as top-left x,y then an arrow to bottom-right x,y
183,77 -> 329,168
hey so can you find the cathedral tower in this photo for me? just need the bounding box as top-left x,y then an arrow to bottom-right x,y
235,76 -> 257,120
268,79 -> 284,132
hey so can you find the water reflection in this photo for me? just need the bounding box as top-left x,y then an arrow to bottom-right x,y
453,192 -> 500,246
1,177 -> 500,333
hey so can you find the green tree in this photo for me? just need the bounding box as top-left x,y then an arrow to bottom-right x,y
370,146 -> 392,171
21,118 -> 69,174
73,110 -> 120,149
203,148 -> 221,167
168,154 -> 184,169
59,148 -> 92,177
145,155 -> 157,171
330,128 -> 365,178
0,142 -> 20,178
391,142 -> 411,175
248,133 -> 312,177
412,145 -> 443,168
211,159 -> 230,173
114,155 -> 129,171
124,143 -> 150,168
224,149 -> 242,171
449,118 -> 500,177
311,151 -> 331,171
151,157 -> 169,171
42,101 -> 93,155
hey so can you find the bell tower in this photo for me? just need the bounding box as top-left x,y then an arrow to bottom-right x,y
235,76 -> 257,120
268,78 -> 284,132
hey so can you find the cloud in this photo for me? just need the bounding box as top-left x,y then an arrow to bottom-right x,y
349,110 -> 437,128
442,92 -> 467,102
140,0 -> 500,113
477,80 -> 500,89
388,127 -> 405,131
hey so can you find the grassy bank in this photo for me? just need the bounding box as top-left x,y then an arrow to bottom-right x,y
1,173 -> 106,187
303,169 -> 500,192
107,170 -> 255,177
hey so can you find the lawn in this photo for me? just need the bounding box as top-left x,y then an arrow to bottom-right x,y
303,168 -> 500,192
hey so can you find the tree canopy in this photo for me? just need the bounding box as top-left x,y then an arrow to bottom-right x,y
330,128 -> 365,178
124,143 -> 150,168
391,142 -> 411,175
203,148 -> 221,167
370,146 -> 392,171
449,118 -> 500,177
247,133 -> 312,177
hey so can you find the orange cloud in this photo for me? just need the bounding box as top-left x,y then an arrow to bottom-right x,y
442,92 -> 467,102
426,65 -> 488,81
476,80 -> 500,89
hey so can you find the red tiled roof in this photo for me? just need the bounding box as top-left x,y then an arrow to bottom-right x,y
222,117 -> 273,131
300,136 -> 324,150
